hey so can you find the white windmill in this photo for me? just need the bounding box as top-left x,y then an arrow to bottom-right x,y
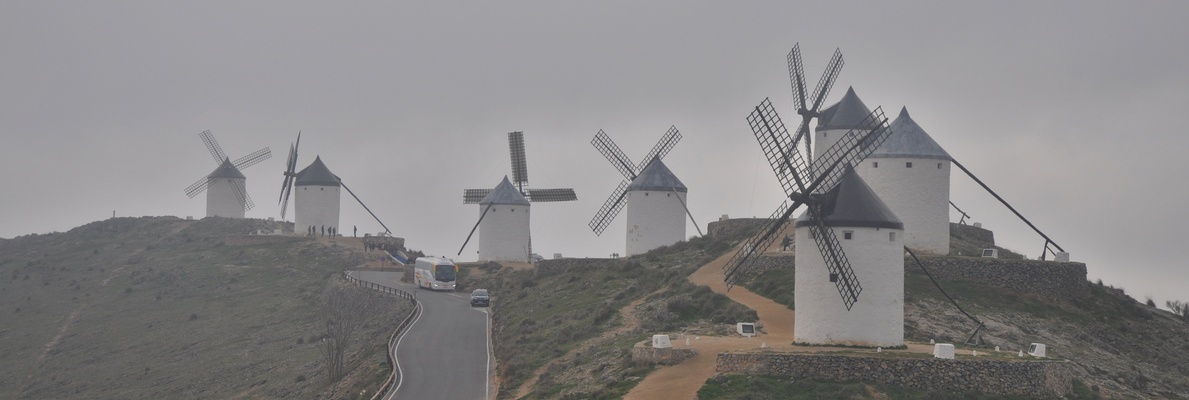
277,132 -> 393,236
458,132 -> 577,263
724,43 -> 905,347
856,107 -> 952,255
183,130 -> 271,219
589,126 -> 702,256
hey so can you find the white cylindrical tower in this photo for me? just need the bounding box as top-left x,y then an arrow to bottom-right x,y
625,159 -> 687,256
812,87 -> 873,174
856,107 -> 951,255
478,176 -> 531,263
205,158 -> 246,219
794,167 -> 904,347
294,156 -> 341,235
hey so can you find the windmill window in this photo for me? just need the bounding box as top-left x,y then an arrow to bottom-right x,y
873,162 -> 878,168
906,162 -> 913,168
843,231 -> 853,240
890,232 -> 896,242
938,163 -> 942,169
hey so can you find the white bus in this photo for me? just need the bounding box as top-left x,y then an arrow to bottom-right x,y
413,257 -> 457,291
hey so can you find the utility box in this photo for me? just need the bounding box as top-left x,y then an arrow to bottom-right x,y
652,335 -> 672,348
1055,252 -> 1070,262
1028,343 -> 1046,357
933,343 -> 955,359
736,322 -> 756,337
981,248 -> 999,258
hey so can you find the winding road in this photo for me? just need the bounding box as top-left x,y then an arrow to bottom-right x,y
350,270 -> 492,400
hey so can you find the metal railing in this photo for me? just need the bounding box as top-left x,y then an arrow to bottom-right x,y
340,271 -> 419,400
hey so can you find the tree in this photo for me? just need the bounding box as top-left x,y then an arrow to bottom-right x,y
1166,300 -> 1189,322
320,284 -> 389,382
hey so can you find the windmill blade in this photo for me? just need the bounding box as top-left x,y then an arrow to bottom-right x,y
280,183 -> 293,220
458,203 -> 494,256
808,48 -> 844,113
340,179 -> 392,235
588,181 -> 629,236
787,43 -> 808,113
592,130 -> 637,180
810,107 -> 892,193
670,188 -> 703,237
229,179 -> 255,211
233,147 -> 272,171
637,125 -> 681,171
464,188 -> 491,204
199,130 -> 227,164
278,143 -> 295,205
748,98 -> 810,197
525,188 -> 577,202
723,201 -> 796,288
184,176 -> 210,198
806,205 -> 862,310
508,131 -> 529,189
278,132 -> 301,219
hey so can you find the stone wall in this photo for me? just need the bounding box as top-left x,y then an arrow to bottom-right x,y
224,234 -> 312,246
631,346 -> 697,365
707,218 -> 769,240
716,352 -> 1072,398
911,256 -> 1088,300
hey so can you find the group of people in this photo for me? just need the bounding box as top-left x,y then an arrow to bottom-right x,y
305,225 -> 338,237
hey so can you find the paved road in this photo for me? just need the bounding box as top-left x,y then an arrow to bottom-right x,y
351,270 -> 491,400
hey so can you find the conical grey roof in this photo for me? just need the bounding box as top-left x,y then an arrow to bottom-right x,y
870,107 -> 950,160
208,158 -> 245,179
626,158 -> 687,193
480,176 -> 530,206
817,87 -> 874,132
295,156 -> 341,187
795,166 -> 902,229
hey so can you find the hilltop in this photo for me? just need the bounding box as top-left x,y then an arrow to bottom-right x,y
0,216 -> 410,399
464,220 -> 1189,399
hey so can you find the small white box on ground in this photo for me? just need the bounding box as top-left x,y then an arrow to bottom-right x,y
736,322 -> 756,337
1028,343 -> 1046,357
981,248 -> 999,258
933,343 -> 955,359
1055,252 -> 1070,262
652,335 -> 672,349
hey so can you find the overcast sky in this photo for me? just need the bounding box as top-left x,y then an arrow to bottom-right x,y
3,1 -> 1188,305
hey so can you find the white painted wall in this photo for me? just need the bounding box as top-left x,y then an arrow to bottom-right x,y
857,157 -> 951,255
625,190 -> 686,256
794,224 -> 904,347
811,128 -> 865,174
478,204 -> 531,263
295,185 -> 340,234
206,177 -> 245,219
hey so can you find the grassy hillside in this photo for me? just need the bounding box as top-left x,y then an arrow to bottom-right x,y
731,230 -> 1189,399
0,216 -> 409,399
462,233 -> 759,400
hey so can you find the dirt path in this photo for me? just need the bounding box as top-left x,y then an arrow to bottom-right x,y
625,226 -> 939,400
623,244 -> 798,400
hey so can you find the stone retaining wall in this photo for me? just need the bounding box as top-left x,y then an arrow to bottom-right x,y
631,346 -> 697,365
224,234 -> 311,246
708,218 -> 769,240
912,256 -> 1087,300
717,352 -> 1072,398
